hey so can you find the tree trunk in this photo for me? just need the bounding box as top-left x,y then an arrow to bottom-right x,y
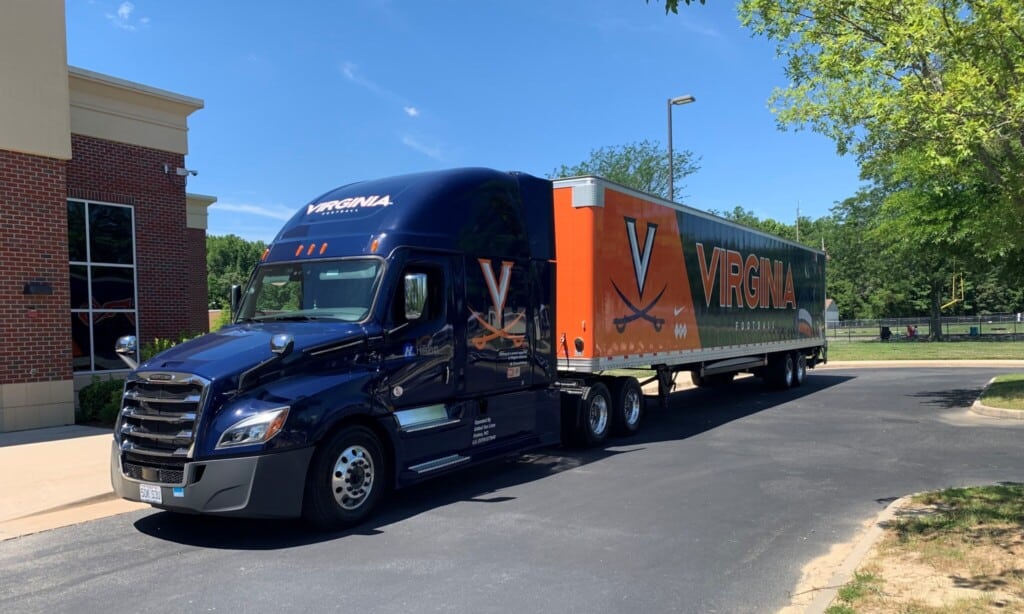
930,284 -> 943,340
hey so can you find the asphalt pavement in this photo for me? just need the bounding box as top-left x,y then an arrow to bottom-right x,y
1,364 -> 1023,613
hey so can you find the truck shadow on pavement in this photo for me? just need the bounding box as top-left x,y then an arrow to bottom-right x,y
132,373 -> 853,549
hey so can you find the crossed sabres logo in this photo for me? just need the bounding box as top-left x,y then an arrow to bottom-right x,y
612,217 -> 667,333
470,259 -> 526,350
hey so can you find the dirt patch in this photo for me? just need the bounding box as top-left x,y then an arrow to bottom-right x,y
778,515 -> 878,614
826,492 -> 1024,613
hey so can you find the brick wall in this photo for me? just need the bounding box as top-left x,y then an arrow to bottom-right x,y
0,150 -> 71,385
186,228 -> 209,334
66,134 -> 207,345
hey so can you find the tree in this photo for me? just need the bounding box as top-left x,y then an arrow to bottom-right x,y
207,234 -> 266,309
550,139 -> 700,201
652,0 -> 706,13
737,0 -> 1024,231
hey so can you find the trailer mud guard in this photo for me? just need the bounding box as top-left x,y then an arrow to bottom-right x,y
655,365 -> 674,408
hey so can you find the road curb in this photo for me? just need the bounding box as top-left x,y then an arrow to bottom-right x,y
805,495 -> 912,614
970,377 -> 1024,420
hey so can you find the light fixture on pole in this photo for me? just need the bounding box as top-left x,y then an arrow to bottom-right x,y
667,94 -> 696,202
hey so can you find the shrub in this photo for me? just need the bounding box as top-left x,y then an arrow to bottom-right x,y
212,308 -> 233,331
79,377 -> 125,425
141,333 -> 202,362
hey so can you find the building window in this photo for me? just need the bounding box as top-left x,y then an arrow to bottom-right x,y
68,200 -> 138,372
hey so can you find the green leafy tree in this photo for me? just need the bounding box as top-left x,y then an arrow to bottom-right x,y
737,0 -> 1024,233
550,139 -> 700,201
207,234 -> 266,309
653,0 -> 706,13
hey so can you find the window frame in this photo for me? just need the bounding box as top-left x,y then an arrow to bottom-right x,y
68,199 -> 139,373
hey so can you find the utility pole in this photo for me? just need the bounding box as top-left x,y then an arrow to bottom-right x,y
796,201 -> 800,242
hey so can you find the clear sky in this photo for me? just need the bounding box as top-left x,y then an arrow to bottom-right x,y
65,0 -> 865,243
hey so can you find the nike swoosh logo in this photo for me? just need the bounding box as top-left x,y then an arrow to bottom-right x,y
673,307 -> 685,316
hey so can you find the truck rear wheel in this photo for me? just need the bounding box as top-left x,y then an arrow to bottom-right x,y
611,377 -> 644,436
792,353 -> 808,387
303,425 -> 386,530
766,352 -> 795,389
578,382 -> 612,446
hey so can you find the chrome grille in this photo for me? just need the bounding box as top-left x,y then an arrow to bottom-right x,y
117,371 -> 209,485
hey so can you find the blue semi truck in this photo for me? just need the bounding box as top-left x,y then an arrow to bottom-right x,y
111,168 -> 827,528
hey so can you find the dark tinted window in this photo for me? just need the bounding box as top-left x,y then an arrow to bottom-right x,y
70,265 -> 89,309
91,266 -> 135,309
71,314 -> 92,372
92,313 -> 137,371
89,204 -> 134,264
68,201 -> 86,261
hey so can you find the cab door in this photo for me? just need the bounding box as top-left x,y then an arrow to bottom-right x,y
381,253 -> 456,408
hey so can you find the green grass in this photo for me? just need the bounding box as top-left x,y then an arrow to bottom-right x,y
827,571 -> 883,613
894,484 -> 1024,542
827,340 -> 1024,361
980,374 -> 1024,410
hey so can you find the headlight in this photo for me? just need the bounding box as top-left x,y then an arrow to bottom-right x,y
216,406 -> 290,449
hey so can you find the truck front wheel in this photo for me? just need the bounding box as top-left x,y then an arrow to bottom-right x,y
303,426 -> 386,530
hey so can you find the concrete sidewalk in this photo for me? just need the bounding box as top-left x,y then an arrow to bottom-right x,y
0,425 -> 146,541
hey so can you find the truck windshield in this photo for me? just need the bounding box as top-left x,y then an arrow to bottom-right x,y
236,259 -> 383,323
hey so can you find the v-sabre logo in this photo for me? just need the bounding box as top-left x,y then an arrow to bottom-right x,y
611,217 -> 666,333
306,194 -> 393,216
695,243 -> 796,309
470,259 -> 525,349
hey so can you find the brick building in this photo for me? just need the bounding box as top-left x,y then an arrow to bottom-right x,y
1,1 -> 214,431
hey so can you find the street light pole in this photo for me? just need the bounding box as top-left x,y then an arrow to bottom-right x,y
667,94 -> 696,202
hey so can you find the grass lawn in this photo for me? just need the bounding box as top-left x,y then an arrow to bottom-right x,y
828,340 -> 1024,361
980,374 -> 1024,410
828,484 -> 1024,613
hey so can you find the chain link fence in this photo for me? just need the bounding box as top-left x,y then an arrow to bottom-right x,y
827,313 -> 1024,342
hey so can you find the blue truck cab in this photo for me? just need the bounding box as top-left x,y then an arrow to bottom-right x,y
110,168 -> 562,528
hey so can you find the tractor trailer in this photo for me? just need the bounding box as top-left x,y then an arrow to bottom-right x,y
110,168 -> 827,528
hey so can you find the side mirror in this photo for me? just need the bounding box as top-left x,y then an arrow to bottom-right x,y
115,335 -> 139,370
404,273 -> 427,321
230,284 -> 242,318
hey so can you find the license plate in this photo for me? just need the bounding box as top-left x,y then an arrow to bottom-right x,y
139,483 -> 162,504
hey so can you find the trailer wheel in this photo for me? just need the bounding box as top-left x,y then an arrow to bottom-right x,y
579,382 -> 612,446
611,377 -> 644,436
766,352 -> 795,389
303,426 -> 386,530
792,353 -> 808,387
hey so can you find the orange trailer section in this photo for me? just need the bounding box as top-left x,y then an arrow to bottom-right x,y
553,177 -> 826,372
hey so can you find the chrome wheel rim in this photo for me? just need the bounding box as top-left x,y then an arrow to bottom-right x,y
589,395 -> 609,436
784,358 -> 794,386
332,444 -> 374,510
623,389 -> 641,427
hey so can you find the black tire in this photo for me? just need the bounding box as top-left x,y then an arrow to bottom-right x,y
792,353 -> 808,387
303,425 -> 387,530
766,352 -> 795,389
610,377 -> 644,436
578,382 -> 612,447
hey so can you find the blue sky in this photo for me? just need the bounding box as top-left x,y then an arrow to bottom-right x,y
66,0 -> 864,243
